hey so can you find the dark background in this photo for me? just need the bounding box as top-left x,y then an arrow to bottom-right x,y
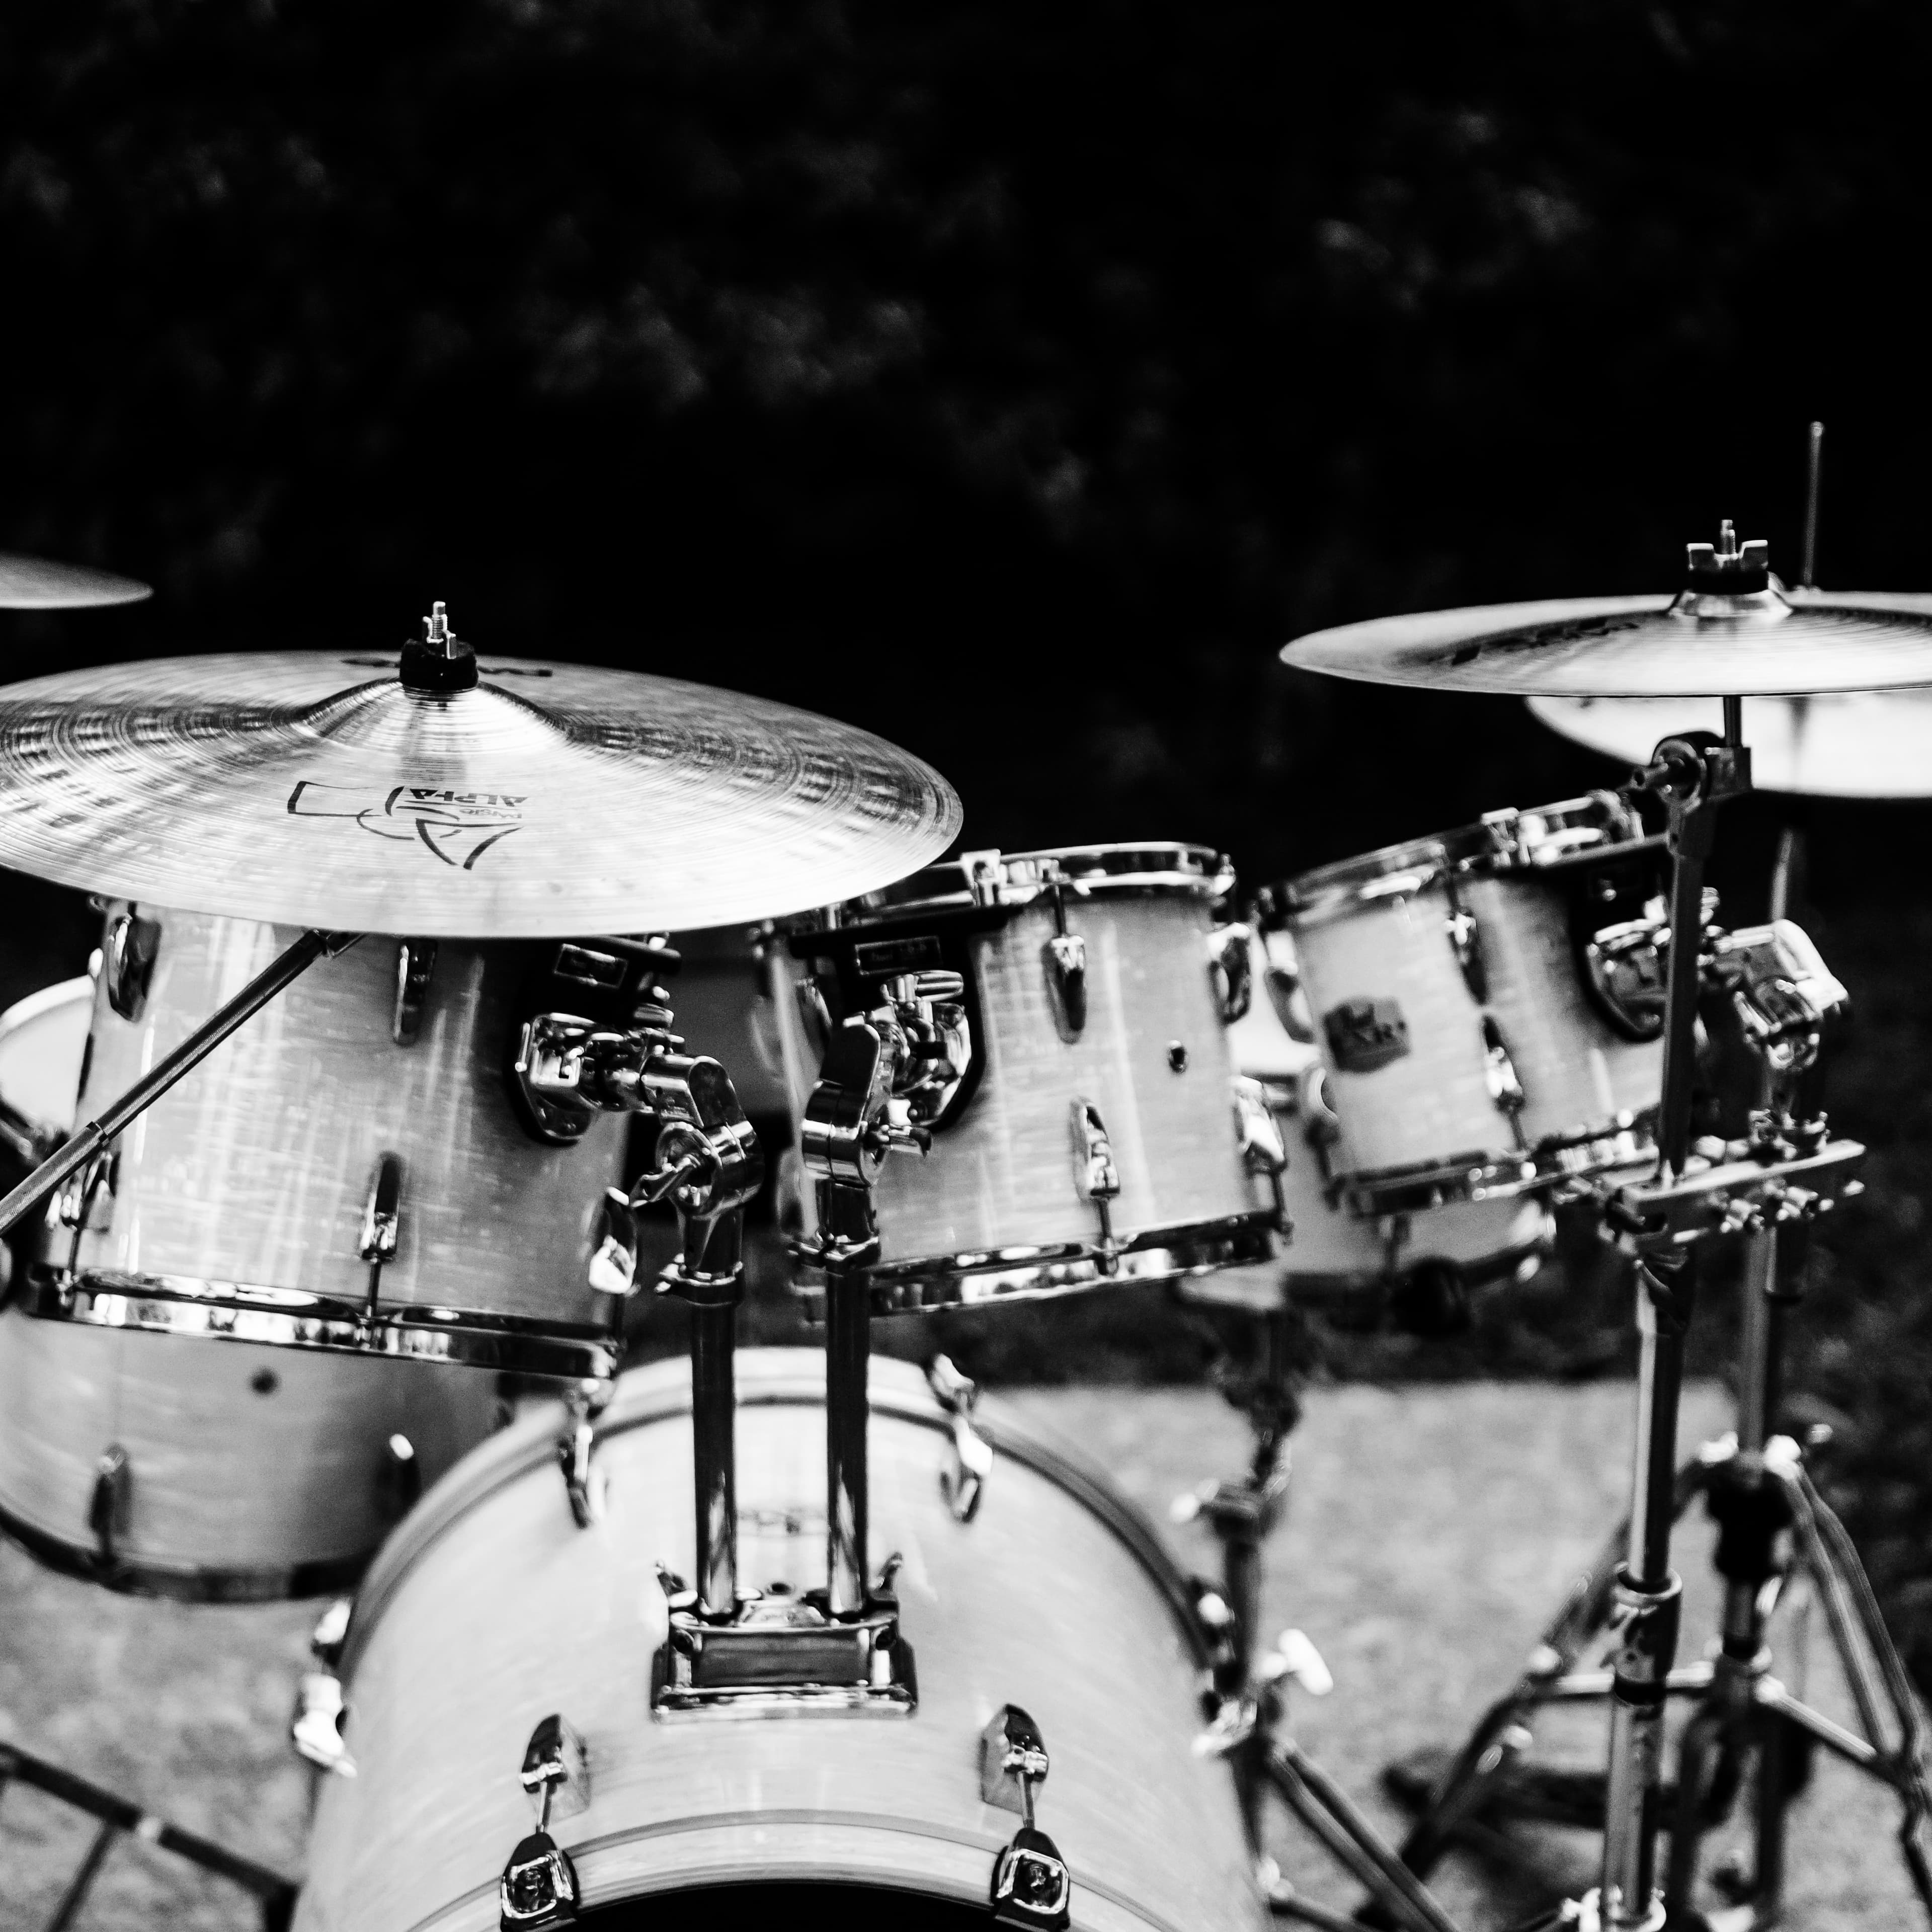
6,3 -> 1932,1672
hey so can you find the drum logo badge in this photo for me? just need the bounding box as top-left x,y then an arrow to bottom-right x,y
287,781 -> 526,871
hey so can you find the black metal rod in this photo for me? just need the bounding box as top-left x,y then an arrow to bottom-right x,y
690,1300 -> 738,1616
825,1262 -> 871,1616
1801,421 -> 1825,590
0,928 -> 353,1238
1655,834 -> 1709,1182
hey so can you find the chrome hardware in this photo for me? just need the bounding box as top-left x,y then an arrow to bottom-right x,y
1167,1040 -> 1189,1072
89,1443 -> 131,1565
103,907 -> 161,1021
1043,932 -> 1088,1037
586,1187 -> 639,1297
1604,1124 -> 1865,1253
1322,997 -> 1409,1074
291,1671 -> 355,1777
1256,925 -> 1317,1043
378,1431 -> 420,1521
1070,1098 -> 1120,1258
982,1706 -> 1072,1930
1585,914 -> 1670,1041
1706,919 -> 1848,1078
1230,1077 -> 1290,1228
310,1595 -> 352,1670
1481,1014 -> 1528,1140
882,969 -> 972,1120
1259,1626 -> 1334,1699
1442,877 -> 1487,1003
557,1382 -> 611,1530
54,1149 -> 116,1232
1206,921 -> 1254,1023
520,1714 -> 590,1823
925,1354 -> 993,1523
792,975 -> 833,1059
391,938 -> 437,1044
358,1154 -> 403,1264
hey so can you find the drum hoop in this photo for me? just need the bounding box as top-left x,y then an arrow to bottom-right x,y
0,975 -> 94,1046
792,1213 -> 1280,1314
333,1350 -> 1214,1685
798,841 -> 1234,927
1334,1114 -> 1660,1215
0,1495 -> 370,1604
23,1269 -> 622,1381
1269,791 -> 1657,925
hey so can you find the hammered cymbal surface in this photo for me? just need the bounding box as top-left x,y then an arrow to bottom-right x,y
1529,687 -> 1932,798
0,552 -> 152,610
0,652 -> 962,935
1283,589 -> 1932,697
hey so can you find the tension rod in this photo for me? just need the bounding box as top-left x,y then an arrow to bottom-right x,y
0,928 -> 360,1238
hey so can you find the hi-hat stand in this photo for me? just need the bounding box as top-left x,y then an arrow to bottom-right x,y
1179,1305 -> 1468,1932
1389,708 -> 1922,1929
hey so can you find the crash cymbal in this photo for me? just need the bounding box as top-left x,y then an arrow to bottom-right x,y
1528,688 -> 1932,799
0,552 -> 151,610
0,613 -> 961,936
1283,527 -> 1932,699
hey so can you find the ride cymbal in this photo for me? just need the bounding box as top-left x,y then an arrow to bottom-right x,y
1283,527 -> 1932,699
1528,688 -> 1932,799
0,552 -> 151,611
0,612 -> 961,936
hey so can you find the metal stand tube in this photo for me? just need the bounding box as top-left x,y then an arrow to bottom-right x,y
690,1301 -> 738,1616
826,1264 -> 871,1616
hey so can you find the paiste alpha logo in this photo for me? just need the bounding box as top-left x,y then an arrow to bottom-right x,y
287,781 -> 526,870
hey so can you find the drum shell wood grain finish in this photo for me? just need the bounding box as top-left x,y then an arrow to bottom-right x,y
39,907 -> 628,1330
1287,871 -> 1659,1187
294,1351 -> 1265,1932
781,891 -> 1272,1287
0,977 -> 503,1597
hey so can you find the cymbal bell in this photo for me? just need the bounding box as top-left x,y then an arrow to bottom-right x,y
1282,527 -> 1932,698
0,619 -> 961,936
1528,688 -> 1932,799
1,552 -> 152,611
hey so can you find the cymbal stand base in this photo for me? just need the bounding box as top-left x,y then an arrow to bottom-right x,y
1185,1309 -> 1465,1932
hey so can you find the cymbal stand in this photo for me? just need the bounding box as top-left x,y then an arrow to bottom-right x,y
1180,1306 -> 1466,1932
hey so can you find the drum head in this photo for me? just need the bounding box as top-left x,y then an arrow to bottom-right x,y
587,1887 -> 991,1928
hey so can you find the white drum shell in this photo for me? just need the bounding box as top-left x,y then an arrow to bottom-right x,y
1288,870 -> 1658,1187
295,1351 -> 1265,1932
0,977 -> 502,1597
41,907 -> 628,1330
780,884 -> 1273,1293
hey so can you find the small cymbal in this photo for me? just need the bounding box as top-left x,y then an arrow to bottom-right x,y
1528,689 -> 1932,799
0,625 -> 961,936
1282,527 -> 1932,698
0,552 -> 151,610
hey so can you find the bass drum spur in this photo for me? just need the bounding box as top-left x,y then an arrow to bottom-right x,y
774,845 -> 1280,1309
21,904 -> 641,1379
0,978 -> 502,1600
295,1350 -> 1265,1932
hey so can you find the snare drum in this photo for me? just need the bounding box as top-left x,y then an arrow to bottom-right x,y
0,978 -> 502,1599
1269,795 -> 1665,1214
776,846 -> 1279,1307
24,905 -> 635,1379
293,1350 -> 1265,1932
1183,935 -> 1551,1313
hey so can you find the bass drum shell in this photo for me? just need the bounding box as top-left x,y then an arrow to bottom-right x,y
0,977 -> 503,1600
295,1351 -> 1265,1932
37,907 -> 628,1366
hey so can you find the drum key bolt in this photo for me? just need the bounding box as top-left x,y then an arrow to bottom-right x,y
982,1706 -> 1073,1930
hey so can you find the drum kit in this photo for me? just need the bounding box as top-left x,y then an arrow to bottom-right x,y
0,437 -> 1929,1932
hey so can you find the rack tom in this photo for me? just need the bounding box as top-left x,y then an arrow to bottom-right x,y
0,978 -> 503,1599
24,905 -> 639,1379
1266,795 -> 1665,1214
777,845 -> 1280,1307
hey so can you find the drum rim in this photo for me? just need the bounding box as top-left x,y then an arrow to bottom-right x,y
0,975 -> 94,1045
1268,790 -> 1656,923
23,1268 -> 623,1381
795,840 -> 1235,925
334,1348 -> 1213,1685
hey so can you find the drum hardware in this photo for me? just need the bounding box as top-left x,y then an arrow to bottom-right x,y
1071,1097 -> 1123,1260
498,1715 -> 590,1931
291,1599 -> 356,1776
390,938 -> 437,1044
102,905 -> 161,1020
981,1706 -> 1074,1930
0,925 -> 360,1240
1043,881 -> 1089,1036
0,1740 -> 296,1932
925,1353 -> 994,1521
378,1432 -> 420,1519
1175,1308 -> 1466,1932
357,1154 -> 404,1335
88,1441 -> 131,1567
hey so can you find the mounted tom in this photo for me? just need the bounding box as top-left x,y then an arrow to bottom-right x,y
1261,794 -> 1667,1217
775,843 -> 1284,1310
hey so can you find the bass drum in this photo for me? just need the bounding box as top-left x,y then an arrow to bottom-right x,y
0,978 -> 503,1600
296,1351 -> 1265,1932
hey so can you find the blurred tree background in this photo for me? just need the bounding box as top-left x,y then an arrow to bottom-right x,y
5,0 -> 1932,1673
